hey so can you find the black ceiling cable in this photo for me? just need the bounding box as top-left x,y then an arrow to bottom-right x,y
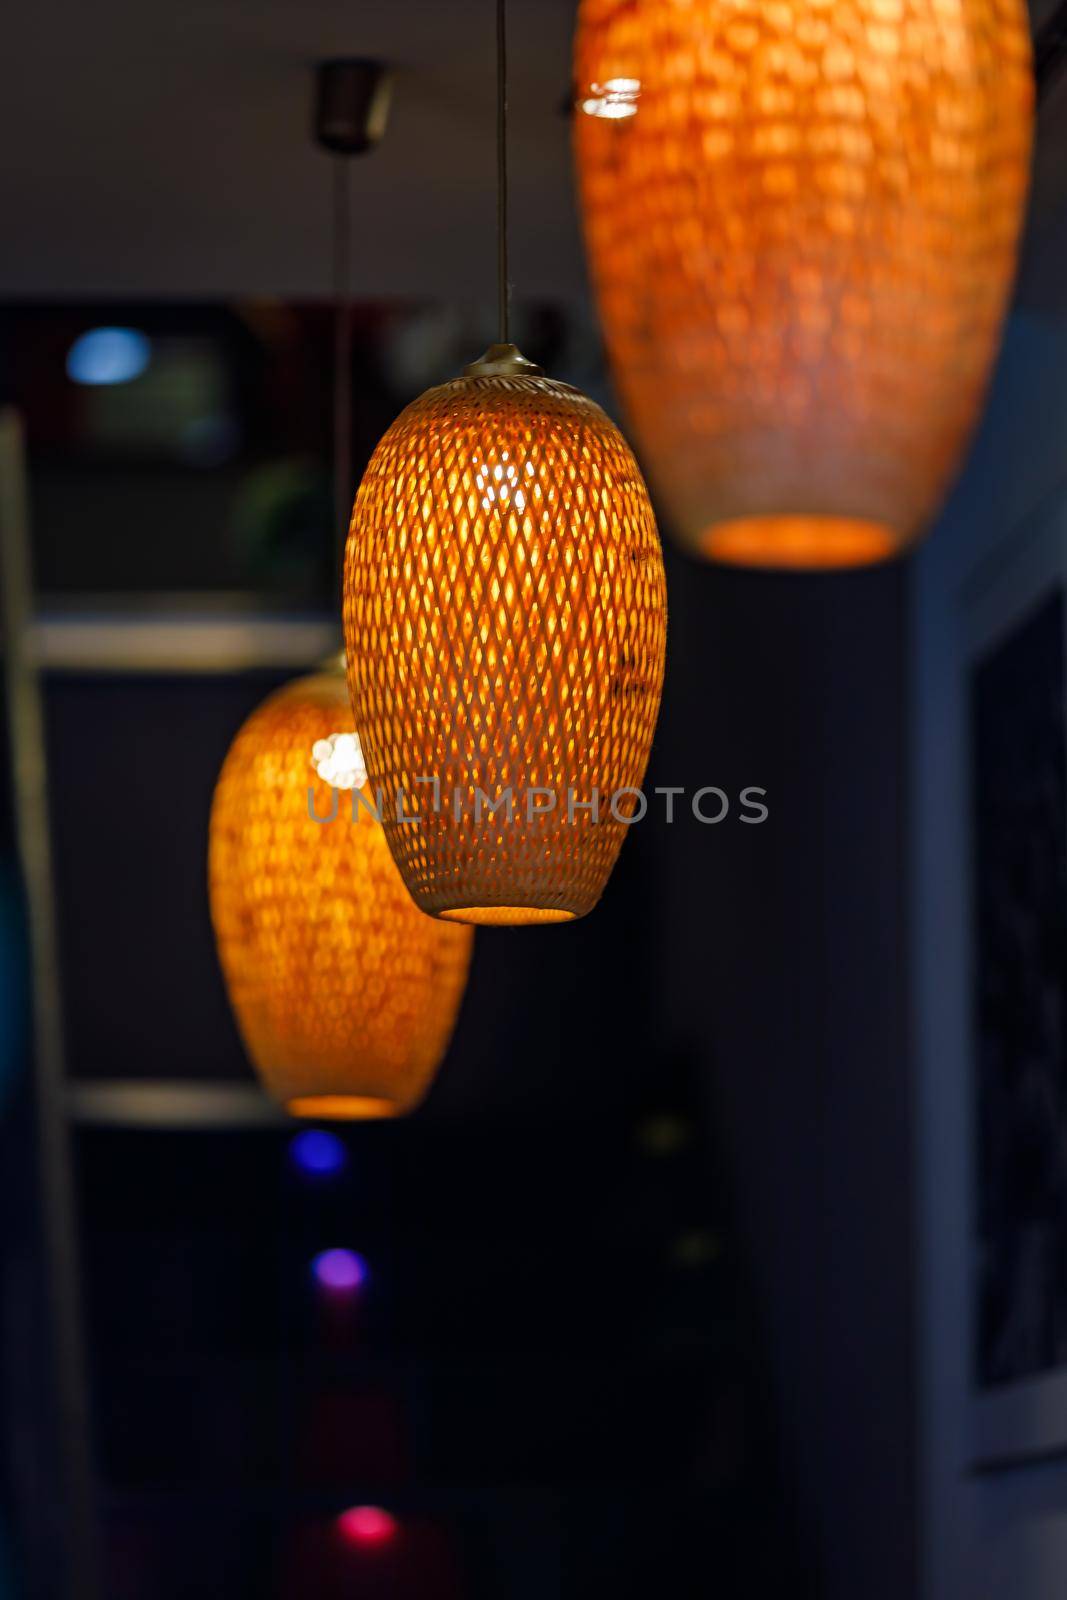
313,59 -> 393,593
496,0 -> 510,346
332,153 -> 353,577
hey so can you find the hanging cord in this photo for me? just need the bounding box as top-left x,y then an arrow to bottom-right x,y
496,0 -> 510,345
332,154 -> 353,600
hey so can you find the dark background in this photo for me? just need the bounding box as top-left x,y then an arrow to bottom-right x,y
0,0 -> 945,1582
0,294 -> 910,1600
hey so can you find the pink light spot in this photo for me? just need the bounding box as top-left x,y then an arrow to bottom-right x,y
337,1505 -> 398,1549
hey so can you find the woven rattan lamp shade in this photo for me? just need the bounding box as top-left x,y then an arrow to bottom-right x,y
574,0 -> 1033,569
208,664 -> 472,1118
343,351 -> 667,925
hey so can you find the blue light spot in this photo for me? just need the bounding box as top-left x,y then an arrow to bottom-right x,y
66,327 -> 151,386
290,1128 -> 347,1179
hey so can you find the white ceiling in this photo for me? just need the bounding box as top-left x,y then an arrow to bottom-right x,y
0,0 -> 1063,311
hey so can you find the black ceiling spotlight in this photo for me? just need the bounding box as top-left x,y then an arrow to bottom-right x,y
314,58 -> 393,155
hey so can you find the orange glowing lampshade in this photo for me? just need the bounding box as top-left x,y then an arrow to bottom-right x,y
573,0 -> 1033,568
343,344 -> 667,925
208,660 -> 472,1118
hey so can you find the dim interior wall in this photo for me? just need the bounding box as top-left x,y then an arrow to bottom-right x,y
912,309 -> 1067,1600
654,530 -> 913,1599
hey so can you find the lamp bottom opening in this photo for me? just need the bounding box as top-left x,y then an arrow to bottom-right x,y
439,905 -> 577,927
702,515 -> 899,570
286,1095 -> 401,1120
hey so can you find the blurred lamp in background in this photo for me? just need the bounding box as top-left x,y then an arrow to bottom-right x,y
208,656 -> 472,1118
573,0 -> 1033,569
343,344 -> 667,924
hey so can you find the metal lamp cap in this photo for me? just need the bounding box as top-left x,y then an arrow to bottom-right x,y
463,343 -> 545,379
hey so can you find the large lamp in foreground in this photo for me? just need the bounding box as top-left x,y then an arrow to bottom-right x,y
343,346 -> 667,925
209,659 -> 472,1118
343,0 -> 667,927
574,0 -> 1033,569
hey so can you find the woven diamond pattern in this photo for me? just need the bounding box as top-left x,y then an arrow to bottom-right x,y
208,668 -> 472,1117
343,372 -> 667,924
574,0 -> 1033,567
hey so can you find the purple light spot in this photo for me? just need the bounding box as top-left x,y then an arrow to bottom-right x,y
312,1248 -> 368,1294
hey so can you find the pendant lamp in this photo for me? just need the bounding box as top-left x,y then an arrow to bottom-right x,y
343,1 -> 667,926
573,0 -> 1033,569
208,65 -> 472,1119
209,659 -> 471,1118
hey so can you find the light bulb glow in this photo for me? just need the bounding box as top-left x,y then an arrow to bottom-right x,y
311,731 -> 368,791
579,77 -> 641,118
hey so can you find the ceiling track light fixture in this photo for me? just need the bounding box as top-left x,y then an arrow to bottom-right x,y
343,0 -> 667,926
207,63 -> 472,1121
573,0 -> 1034,570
